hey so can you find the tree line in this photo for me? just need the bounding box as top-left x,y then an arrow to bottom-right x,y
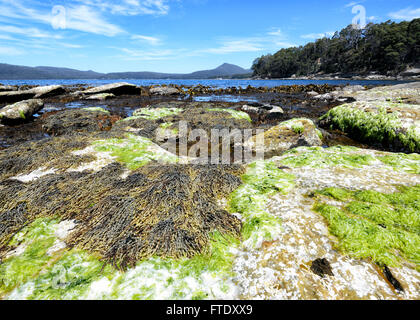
252,19 -> 420,78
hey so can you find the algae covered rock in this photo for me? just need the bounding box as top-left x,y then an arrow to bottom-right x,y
320,101 -> 420,153
0,99 -> 44,124
244,118 -> 323,158
42,108 -> 119,136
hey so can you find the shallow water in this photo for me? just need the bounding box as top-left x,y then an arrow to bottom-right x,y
0,78 -> 410,88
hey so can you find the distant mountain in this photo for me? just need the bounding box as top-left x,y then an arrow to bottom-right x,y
0,63 -> 251,80
186,63 -> 251,79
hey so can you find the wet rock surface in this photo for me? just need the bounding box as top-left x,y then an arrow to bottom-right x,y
0,99 -> 44,124
0,82 -> 418,300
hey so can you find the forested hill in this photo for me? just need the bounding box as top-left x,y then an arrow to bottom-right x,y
252,19 -> 420,78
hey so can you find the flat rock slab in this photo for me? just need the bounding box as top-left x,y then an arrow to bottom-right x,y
83,82 -> 140,96
26,85 -> 66,98
0,85 -> 17,92
149,86 -> 181,95
0,91 -> 36,104
85,93 -> 116,101
0,99 -> 44,123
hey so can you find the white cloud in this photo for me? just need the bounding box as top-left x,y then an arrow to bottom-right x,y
131,34 -> 161,45
65,5 -> 124,36
389,7 -> 420,21
0,25 -> 63,39
0,0 -> 124,36
344,1 -> 365,8
0,46 -> 23,55
74,0 -> 170,16
117,47 -> 187,60
301,32 -> 335,40
267,28 -> 284,37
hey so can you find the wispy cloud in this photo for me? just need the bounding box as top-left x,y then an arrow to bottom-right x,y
0,25 -> 63,39
344,1 -> 365,8
116,47 -> 187,61
389,7 -> 420,21
131,34 -> 162,45
0,0 -> 171,37
0,46 -> 23,55
75,0 -> 171,16
301,31 -> 335,40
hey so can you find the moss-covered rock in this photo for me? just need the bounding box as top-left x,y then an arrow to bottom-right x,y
244,118 -> 323,158
320,101 -> 420,153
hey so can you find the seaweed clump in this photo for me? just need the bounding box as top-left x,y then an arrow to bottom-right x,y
42,108 -> 121,136
0,162 -> 245,269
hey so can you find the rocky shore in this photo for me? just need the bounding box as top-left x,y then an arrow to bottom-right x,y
0,81 -> 418,300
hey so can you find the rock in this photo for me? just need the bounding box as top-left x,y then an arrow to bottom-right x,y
149,86 -> 181,96
85,93 -> 115,101
311,258 -> 334,278
399,68 -> 420,77
319,100 -> 420,153
241,103 -> 284,120
0,91 -> 36,104
42,108 -> 119,136
313,93 -> 334,101
26,85 -> 66,98
0,99 -> 44,123
241,105 -> 260,113
82,82 -> 140,96
307,91 -> 319,97
244,118 -> 323,158
341,85 -> 365,92
0,85 -> 16,92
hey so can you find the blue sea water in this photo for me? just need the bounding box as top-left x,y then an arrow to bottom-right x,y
0,78 -> 409,88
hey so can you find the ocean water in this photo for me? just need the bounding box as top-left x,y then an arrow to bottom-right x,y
0,78 -> 409,88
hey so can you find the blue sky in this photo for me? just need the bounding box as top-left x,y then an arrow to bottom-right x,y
0,0 -> 418,73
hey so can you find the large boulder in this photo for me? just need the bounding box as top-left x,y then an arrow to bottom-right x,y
319,100 -> 420,153
42,108 -> 120,136
149,86 -> 181,96
0,91 -> 35,104
0,99 -> 44,123
82,82 -> 140,96
0,85 -> 16,92
26,85 -> 66,98
244,118 -> 323,158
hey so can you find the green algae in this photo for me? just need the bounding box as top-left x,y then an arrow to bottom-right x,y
320,105 -> 420,153
292,123 -> 304,134
19,110 -> 26,120
133,108 -> 182,120
378,153 -> 420,174
82,107 -> 110,114
314,185 -> 420,270
229,161 -> 295,246
93,134 -> 179,170
207,108 -> 252,123
23,250 -> 114,300
0,218 -> 59,296
278,146 -> 376,168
